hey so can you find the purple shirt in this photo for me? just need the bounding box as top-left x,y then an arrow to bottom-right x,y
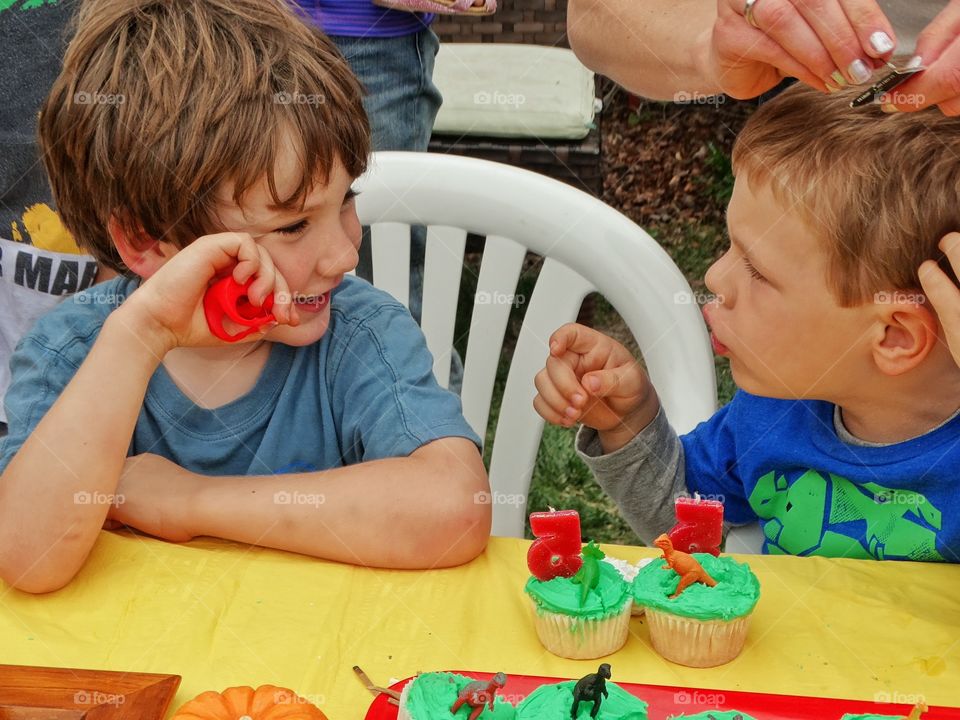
293,0 -> 433,38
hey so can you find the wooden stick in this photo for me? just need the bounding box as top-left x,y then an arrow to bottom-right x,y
352,665 -> 403,700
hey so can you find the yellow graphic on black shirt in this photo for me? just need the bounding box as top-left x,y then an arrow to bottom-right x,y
10,203 -> 83,255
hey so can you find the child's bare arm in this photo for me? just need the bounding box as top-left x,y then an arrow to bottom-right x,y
0,233 -> 294,593
534,323 -> 660,453
0,315 -> 167,592
109,437 -> 491,568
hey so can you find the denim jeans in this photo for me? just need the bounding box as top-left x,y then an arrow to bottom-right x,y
331,28 -> 464,392
330,28 -> 442,155
330,27 -> 441,324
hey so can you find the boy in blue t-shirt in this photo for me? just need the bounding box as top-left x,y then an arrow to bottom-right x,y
535,82 -> 960,562
0,0 -> 489,594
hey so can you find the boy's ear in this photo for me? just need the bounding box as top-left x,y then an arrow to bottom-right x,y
870,296 -> 940,376
107,215 -> 176,278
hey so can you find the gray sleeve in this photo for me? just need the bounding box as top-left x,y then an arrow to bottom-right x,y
575,406 -> 688,545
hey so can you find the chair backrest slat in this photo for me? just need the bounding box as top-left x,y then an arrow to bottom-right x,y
420,225 -> 468,389
370,222 -> 411,309
487,257 -> 595,537
461,234 -> 527,441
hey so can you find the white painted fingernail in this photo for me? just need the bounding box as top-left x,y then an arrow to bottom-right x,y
830,70 -> 848,88
848,59 -> 872,84
869,31 -> 894,54
907,55 -> 923,69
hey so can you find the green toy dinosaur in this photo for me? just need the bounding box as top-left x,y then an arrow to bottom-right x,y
571,541 -> 605,607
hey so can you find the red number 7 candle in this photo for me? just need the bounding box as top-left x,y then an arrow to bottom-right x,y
527,508 -> 582,581
667,494 -> 724,556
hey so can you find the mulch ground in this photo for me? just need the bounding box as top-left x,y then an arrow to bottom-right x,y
601,89 -> 756,234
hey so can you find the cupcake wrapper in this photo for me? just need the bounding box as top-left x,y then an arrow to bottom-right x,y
644,608 -> 751,668
528,597 -> 632,660
397,680 -> 413,720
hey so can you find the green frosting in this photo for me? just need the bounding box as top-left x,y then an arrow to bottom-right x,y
515,680 -> 648,719
631,554 -> 760,621
404,672 -> 516,719
525,561 -> 630,619
670,712 -> 758,719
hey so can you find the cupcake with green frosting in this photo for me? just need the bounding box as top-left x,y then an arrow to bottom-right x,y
397,672 -> 516,720
524,542 -> 633,659
515,679 -> 648,719
840,704 -> 927,720
669,712 -> 758,719
632,540 -> 760,668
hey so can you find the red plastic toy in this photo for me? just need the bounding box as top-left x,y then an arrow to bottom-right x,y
203,276 -> 275,342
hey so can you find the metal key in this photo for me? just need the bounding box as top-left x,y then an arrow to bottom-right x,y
850,60 -> 926,108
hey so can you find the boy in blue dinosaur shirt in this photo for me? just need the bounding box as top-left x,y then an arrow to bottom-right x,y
535,82 -> 960,562
0,0 -> 489,593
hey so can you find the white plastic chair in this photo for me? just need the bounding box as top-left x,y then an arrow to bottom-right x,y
355,152 -> 728,541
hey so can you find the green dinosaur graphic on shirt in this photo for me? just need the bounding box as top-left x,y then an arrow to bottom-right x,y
748,469 -> 944,561
0,0 -> 58,12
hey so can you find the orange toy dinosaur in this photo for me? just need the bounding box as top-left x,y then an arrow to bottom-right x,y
906,702 -> 928,719
654,533 -> 717,599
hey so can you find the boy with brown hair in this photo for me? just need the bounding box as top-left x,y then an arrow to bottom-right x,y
0,0 -> 489,594
536,82 -> 960,562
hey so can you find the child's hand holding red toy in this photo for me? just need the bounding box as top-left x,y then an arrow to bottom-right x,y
118,232 -> 298,353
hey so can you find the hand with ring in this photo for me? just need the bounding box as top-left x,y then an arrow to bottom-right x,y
707,0 -> 897,99
876,0 -> 960,115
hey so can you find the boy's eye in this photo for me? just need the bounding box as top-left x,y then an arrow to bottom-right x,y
275,219 -> 308,235
743,257 -> 766,281
343,188 -> 359,206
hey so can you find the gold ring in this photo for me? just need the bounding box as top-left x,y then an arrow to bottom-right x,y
744,0 -> 761,28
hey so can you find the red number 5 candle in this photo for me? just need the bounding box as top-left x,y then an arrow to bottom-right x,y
527,508 -> 582,581
668,494 -> 724,556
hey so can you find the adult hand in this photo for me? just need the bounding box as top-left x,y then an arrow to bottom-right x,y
707,0 -> 897,98
879,0 -> 960,115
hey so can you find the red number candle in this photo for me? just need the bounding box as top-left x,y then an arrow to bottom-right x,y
527,508 -> 582,581
667,494 -> 724,556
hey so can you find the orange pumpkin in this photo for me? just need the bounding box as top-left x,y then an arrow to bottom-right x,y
170,684 -> 328,720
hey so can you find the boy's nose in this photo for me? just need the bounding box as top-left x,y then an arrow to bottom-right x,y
319,229 -> 360,276
704,253 -> 733,307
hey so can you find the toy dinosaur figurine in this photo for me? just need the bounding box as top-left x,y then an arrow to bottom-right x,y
571,541 -> 605,607
905,702 -> 928,719
654,533 -> 717,599
571,663 -> 611,719
450,672 -> 507,720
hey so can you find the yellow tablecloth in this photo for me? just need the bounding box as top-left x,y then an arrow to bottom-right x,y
2,531 -> 959,718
